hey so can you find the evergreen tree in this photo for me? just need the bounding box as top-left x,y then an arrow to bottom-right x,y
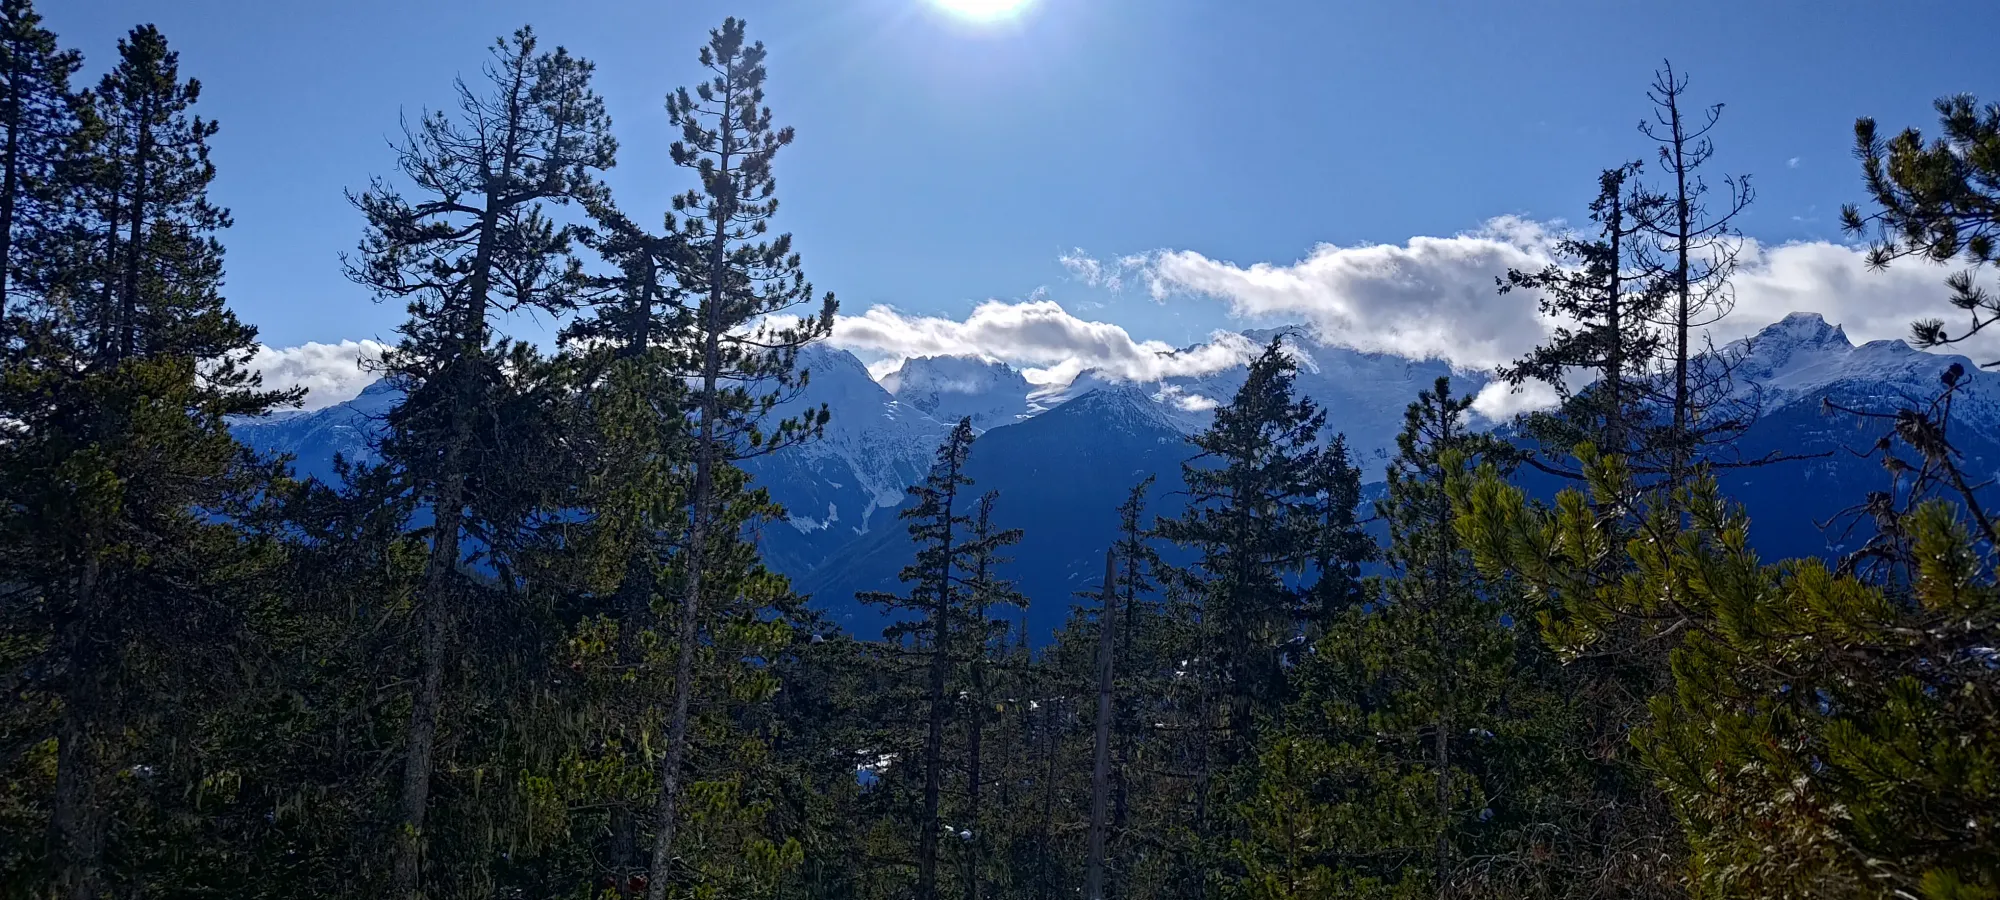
0,23 -> 296,898
1457,396 -> 2000,899
647,20 -> 836,898
0,0 -> 76,328
1154,338 -> 1352,766
344,27 -> 614,897
959,491 -> 1027,900
1497,162 -> 1666,471
1146,337 -> 1371,899
1843,94 -> 2000,360
1109,478 -> 1161,848
1233,379 -> 1572,900
861,419 -> 990,900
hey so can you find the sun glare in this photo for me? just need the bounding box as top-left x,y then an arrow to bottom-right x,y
930,0 -> 1036,22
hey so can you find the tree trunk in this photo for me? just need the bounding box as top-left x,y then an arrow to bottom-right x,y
646,399 -> 708,900
1605,185 -> 1626,452
645,264 -> 719,900
964,609 -> 987,900
1433,701 -> 1451,898
1085,550 -> 1118,900
918,483 -> 957,900
393,555 -> 452,900
52,555 -> 104,900
391,172 -> 501,897
612,807 -> 637,899
0,65 -> 21,325
118,97 -> 152,360
1040,697 -> 1061,900
1668,91 -> 1692,474
1113,542 -> 1140,832
647,63 -> 739,900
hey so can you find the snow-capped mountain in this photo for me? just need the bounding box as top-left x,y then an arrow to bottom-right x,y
1728,312 -> 2000,422
229,311 -> 2000,640
904,328 -> 1488,477
739,344 -> 952,574
879,355 -> 1034,432
1155,327 -> 1486,470
232,377 -> 400,483
798,382 -> 1198,637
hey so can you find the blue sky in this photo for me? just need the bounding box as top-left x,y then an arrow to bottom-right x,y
47,0 -> 2000,403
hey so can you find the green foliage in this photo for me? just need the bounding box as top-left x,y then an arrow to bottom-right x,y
1153,338 -> 1371,765
1235,380 -> 1583,900
1844,94 -> 2000,356
2,16 -> 1994,900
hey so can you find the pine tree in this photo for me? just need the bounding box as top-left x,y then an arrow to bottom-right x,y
646,20 -> 836,898
959,491 -> 1026,900
1109,477 -> 1160,845
0,23 -> 295,899
1842,94 -> 2000,361
0,0 -> 76,329
344,27 -> 614,898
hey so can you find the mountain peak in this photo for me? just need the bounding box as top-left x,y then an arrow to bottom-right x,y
1041,382 -> 1179,435
881,355 -> 1032,431
1757,311 -> 1851,350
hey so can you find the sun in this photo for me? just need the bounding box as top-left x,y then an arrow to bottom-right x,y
929,0 -> 1037,22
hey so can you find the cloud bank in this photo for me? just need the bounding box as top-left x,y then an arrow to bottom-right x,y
829,299 -> 1260,384
263,217 -> 1988,418
248,340 -> 388,410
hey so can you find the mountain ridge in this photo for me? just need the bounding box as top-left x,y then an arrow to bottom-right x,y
231,311 -> 2000,638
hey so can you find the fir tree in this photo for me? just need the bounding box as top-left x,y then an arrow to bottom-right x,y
1497,162 -> 1666,470
344,27 -> 614,898
1234,379 -> 1567,900
1154,338 -> 1353,766
959,491 -> 1027,900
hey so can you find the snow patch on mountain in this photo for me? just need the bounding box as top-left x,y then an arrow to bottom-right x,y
1728,312 -> 2000,422
880,355 -> 1033,432
750,344 -> 952,539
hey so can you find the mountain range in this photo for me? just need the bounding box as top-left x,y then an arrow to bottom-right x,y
232,312 -> 2000,640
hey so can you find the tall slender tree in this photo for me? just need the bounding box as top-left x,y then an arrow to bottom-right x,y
1497,162 -> 1665,470
1154,338 -> 1341,766
645,18 -> 835,900
1084,549 -> 1117,900
1633,61 -> 1755,474
344,27 -> 614,898
960,490 -> 1025,900
861,419 -> 981,900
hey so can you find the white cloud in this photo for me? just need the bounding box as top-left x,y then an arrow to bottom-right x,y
1105,216 -> 1995,375
1471,380 -> 1563,422
1131,216 -> 1561,370
263,219 -> 1992,419
1059,248 -> 1150,292
248,340 -> 388,409
1723,239 -> 1997,359
827,299 -> 1259,383
1787,156 -> 1801,168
